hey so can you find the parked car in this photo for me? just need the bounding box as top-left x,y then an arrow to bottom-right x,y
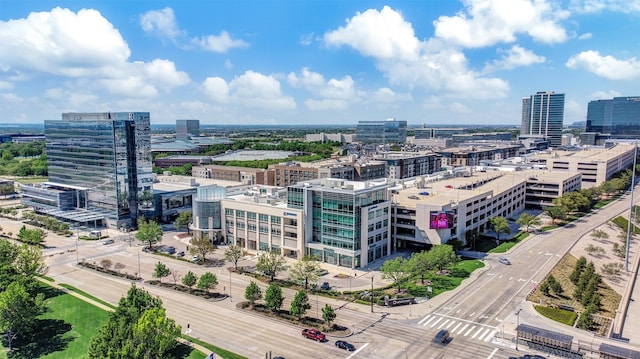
176,251 -> 185,257
335,340 -> 355,351
301,328 -> 325,341
102,239 -> 115,245
498,256 -> 511,265
318,282 -> 331,290
167,246 -> 175,254
192,255 -> 200,262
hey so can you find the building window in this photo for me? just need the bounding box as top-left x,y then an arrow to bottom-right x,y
259,214 -> 269,222
271,216 -> 281,224
236,221 -> 245,229
225,208 -> 234,216
247,212 -> 256,220
236,210 -> 245,218
259,225 -> 269,234
271,228 -> 281,236
248,224 -> 256,232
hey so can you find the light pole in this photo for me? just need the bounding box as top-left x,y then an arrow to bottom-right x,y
75,226 -> 79,264
625,140 -> 638,272
229,268 -> 233,302
515,309 -> 522,351
370,275 -> 374,313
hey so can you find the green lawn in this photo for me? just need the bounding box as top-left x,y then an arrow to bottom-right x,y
488,232 -> 530,253
1,283 -> 206,359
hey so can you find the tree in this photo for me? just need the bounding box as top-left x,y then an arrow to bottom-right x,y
197,272 -> 218,293
0,281 -> 46,351
429,244 -> 459,272
264,284 -> 284,312
539,280 -> 550,295
289,255 -> 320,289
188,236 -> 216,264
322,304 -> 336,328
585,244 -> 605,257
380,257 -> 410,292
256,251 -> 287,281
290,290 -> 311,320
613,242 -> 626,258
516,213 -> 541,233
114,262 -> 126,273
153,261 -> 170,283
100,258 -> 113,270
601,262 -> 623,278
13,244 -> 47,278
489,216 -> 511,244
224,245 -> 248,271
88,285 -> 176,359
545,206 -> 567,224
590,229 -> 609,241
170,270 -> 181,285
548,275 -> 563,296
174,211 -> 193,233
136,218 -> 163,249
131,307 -> 181,359
244,281 -> 262,306
16,226 -> 46,245
182,271 -> 197,291
408,250 -> 434,284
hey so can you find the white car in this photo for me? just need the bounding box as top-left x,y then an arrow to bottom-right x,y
498,256 -> 511,265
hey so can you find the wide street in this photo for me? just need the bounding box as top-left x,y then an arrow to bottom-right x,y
2,189 -> 640,359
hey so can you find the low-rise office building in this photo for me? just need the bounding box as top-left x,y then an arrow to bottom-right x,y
373,152 -> 441,179
155,155 -> 212,168
192,164 -> 272,185
437,145 -> 522,167
524,171 -> 582,208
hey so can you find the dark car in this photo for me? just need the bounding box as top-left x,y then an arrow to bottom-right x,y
433,329 -> 450,344
167,246 -> 175,254
335,340 -> 355,351
319,282 -> 331,290
176,251 -> 185,257
521,355 -> 546,359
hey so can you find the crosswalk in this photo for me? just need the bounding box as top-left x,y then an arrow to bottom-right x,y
417,313 -> 498,343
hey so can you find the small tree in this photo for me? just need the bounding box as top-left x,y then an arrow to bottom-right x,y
585,244 -> 605,257
256,251 -> 287,281
182,271 -> 197,291
114,262 -> 125,273
590,229 -> 609,241
429,244 -> 459,272
170,270 -> 181,285
545,206 -> 567,224
408,250 -> 434,284
613,242 -> 626,258
244,281 -> 262,306
322,304 -> 336,328
136,218 -> 163,249
549,279 -> 563,296
290,290 -> 311,320
224,245 -> 247,271
516,213 -> 541,232
539,280 -> 550,295
188,236 -> 216,264
264,284 -> 284,312
153,261 -> 171,284
489,216 -> 511,244
197,272 -> 218,294
380,257 -> 410,292
0,282 -> 46,351
174,212 -> 193,233
100,258 -> 113,270
601,262 -> 623,278
289,256 -> 320,290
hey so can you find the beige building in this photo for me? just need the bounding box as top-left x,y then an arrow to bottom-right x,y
528,143 -> 636,188
436,145 -> 522,167
192,164 -> 272,185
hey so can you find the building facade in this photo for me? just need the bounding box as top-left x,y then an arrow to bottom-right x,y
373,153 -> 441,179
192,185 -> 225,241
521,92 -> 565,147
586,96 -> 640,139
33,112 -> 152,228
356,119 -> 407,144
176,119 -> 200,140
437,145 -> 521,167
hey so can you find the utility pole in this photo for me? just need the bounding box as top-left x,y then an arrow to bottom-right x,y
625,140 -> 638,272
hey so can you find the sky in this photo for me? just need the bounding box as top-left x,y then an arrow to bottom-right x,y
1,1 -> 639,127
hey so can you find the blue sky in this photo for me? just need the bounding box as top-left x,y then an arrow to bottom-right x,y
1,0 -> 639,126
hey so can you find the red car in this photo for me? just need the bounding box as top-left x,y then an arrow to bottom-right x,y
301,328 -> 325,341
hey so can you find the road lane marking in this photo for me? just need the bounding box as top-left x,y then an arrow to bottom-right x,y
430,317 -> 443,328
457,323 -> 469,334
346,342 -> 369,359
469,312 -> 475,317
486,348 -> 499,359
446,320 -> 455,329
465,325 -> 476,336
418,315 -> 431,325
451,322 -> 462,333
471,327 -> 483,339
484,330 -> 497,342
498,275 -> 503,279
509,276 -> 513,280
456,309 -> 461,313
477,328 -> 490,341
437,319 -> 450,329
422,316 -> 437,326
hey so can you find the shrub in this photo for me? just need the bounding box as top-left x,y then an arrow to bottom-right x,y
534,305 -> 577,326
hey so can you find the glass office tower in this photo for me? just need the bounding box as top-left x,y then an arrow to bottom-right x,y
176,119 -> 200,140
521,91 -> 565,147
356,118 -> 407,144
45,112 -> 152,227
287,179 -> 391,268
586,96 -> 640,138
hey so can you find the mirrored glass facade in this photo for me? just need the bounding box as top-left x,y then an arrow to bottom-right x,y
586,96 -> 640,138
356,119 -> 407,144
521,92 -> 564,147
45,112 -> 152,227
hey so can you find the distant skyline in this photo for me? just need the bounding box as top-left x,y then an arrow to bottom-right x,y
1,1 -> 639,126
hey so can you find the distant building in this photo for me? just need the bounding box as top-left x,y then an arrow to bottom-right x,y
373,152 -> 441,179
451,132 -> 512,145
414,128 -> 466,139
154,155 -> 212,168
586,96 -> 640,139
192,164 -> 272,185
176,119 -> 200,140
436,145 -> 521,167
305,133 -> 356,143
521,91 -> 565,147
356,118 -> 407,144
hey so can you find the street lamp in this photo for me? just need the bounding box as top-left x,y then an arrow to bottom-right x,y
515,309 -> 522,351
75,226 -> 79,264
229,268 -> 233,302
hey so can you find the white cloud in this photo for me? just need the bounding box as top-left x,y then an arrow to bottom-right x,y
484,45 -> 545,72
192,31 -> 248,53
569,0 -> 640,13
288,68 -> 361,111
323,7 -> 509,99
0,7 -> 130,77
0,81 -> 13,90
370,88 -> 413,103
203,71 -> 296,110
324,6 -> 419,61
587,90 -> 621,100
450,102 -> 472,113
578,33 -> 592,40
140,7 -> 182,41
299,33 -> 314,46
43,87 -> 98,107
139,59 -> 190,89
433,0 -> 569,48
566,50 -> 640,80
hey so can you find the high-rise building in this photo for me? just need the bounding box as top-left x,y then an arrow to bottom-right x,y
520,91 -> 565,147
176,119 -> 200,140
356,118 -> 407,144
586,96 -> 640,139
42,112 -> 153,228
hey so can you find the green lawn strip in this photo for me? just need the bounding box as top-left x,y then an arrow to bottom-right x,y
57,283 -> 117,310
182,335 -> 248,359
488,232 -> 530,253
405,260 -> 484,297
612,216 -> 640,234
540,225 -> 559,232
534,305 -> 577,326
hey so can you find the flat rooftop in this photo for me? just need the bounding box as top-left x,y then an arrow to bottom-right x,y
529,143 -> 635,162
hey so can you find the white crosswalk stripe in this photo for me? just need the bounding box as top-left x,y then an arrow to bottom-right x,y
418,313 -> 498,343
